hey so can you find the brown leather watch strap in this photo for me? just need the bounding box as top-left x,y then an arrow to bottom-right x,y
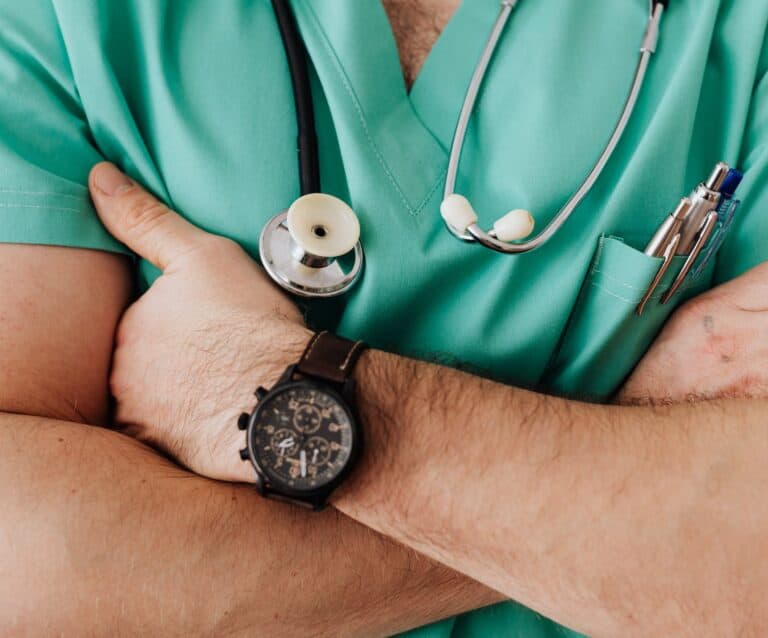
296,331 -> 367,385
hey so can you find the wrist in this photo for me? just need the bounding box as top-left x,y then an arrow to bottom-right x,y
330,348 -> 425,516
223,320 -> 315,483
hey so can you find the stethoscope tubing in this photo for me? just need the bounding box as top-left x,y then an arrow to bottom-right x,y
443,0 -> 517,209
271,0 -> 320,195
443,1 -> 665,253
262,0 -> 670,299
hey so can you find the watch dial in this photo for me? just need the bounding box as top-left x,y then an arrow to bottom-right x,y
250,384 -> 355,491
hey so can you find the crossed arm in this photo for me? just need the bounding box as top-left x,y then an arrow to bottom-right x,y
329,267 -> 768,636
336,343 -> 768,637
4,163 -> 768,637
0,246 -> 498,637
90,167 -> 768,638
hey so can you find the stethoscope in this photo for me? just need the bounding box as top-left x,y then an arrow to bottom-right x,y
260,0 -> 669,298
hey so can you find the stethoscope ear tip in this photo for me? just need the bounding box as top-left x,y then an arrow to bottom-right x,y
440,193 -> 534,242
493,208 -> 534,242
441,193 -> 478,234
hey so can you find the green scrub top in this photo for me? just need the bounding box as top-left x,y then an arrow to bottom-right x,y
2,1 -> 767,635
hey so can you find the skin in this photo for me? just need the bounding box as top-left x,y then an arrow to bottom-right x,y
2,4 -> 764,636
0,166 -> 499,638
382,0 -> 461,89
616,262 -> 768,404
87,164 -> 768,638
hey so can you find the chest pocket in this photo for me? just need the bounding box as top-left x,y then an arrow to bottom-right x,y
541,236 -> 715,401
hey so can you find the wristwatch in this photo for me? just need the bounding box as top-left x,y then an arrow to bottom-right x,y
237,331 -> 367,511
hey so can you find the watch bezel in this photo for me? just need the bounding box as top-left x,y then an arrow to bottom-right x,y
245,378 -> 361,504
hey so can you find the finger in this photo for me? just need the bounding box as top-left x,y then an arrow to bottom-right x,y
89,162 -> 208,271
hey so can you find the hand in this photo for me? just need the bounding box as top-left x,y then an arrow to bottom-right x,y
617,262 -> 768,405
89,162 -> 313,482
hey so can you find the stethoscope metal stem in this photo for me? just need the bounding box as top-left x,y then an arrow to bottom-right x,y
443,0 -> 518,211
445,2 -> 666,254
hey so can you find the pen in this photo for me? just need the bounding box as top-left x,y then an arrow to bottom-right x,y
636,197 -> 691,315
637,162 -> 742,315
644,197 -> 692,258
674,162 -> 729,256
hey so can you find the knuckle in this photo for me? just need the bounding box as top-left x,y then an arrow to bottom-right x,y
123,197 -> 170,236
114,320 -> 131,348
673,294 -> 713,327
117,304 -> 143,340
109,362 -> 128,399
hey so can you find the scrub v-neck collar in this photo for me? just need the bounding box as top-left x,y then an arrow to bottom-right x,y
289,0 -> 502,217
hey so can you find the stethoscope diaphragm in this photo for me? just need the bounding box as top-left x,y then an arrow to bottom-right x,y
259,193 -> 364,298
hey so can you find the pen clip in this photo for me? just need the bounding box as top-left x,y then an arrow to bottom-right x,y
660,210 -> 719,305
690,197 -> 741,280
636,232 -> 680,316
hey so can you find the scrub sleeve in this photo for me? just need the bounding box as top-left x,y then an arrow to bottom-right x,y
1,3 -> 768,638
0,2 -> 127,254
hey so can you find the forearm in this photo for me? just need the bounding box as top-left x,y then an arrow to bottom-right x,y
334,349 -> 768,637
0,412 -> 499,638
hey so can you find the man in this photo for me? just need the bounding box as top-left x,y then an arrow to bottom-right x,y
2,1 -> 768,637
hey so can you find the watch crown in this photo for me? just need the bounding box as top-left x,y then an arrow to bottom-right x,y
239,447 -> 251,461
237,412 -> 250,431
255,386 -> 269,400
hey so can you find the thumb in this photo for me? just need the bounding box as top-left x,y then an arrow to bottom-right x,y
89,162 -> 207,271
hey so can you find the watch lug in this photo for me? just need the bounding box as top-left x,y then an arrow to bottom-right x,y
237,412 -> 250,431
277,364 -> 297,385
253,473 -> 267,496
254,387 -> 268,400
239,447 -> 250,461
341,378 -> 357,402
311,494 -> 329,512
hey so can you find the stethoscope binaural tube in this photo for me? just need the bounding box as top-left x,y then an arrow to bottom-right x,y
441,0 -> 669,254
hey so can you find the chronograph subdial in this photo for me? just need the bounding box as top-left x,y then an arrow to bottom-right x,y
292,403 -> 323,434
270,428 -> 299,457
304,436 -> 331,466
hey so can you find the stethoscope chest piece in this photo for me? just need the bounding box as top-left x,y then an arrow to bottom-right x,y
259,193 -> 364,298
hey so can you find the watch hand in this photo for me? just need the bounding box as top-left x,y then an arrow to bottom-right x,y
312,449 -> 319,464
300,450 -> 307,477
277,438 -> 295,455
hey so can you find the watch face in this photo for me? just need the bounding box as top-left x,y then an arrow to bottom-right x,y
249,383 -> 356,493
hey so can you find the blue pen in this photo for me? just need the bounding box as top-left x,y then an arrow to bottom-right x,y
720,168 -> 744,199
688,168 -> 744,280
